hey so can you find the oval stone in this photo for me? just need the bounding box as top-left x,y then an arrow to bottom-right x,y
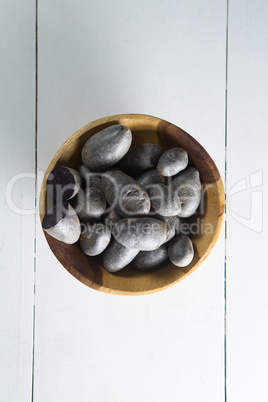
177,186 -> 201,218
72,187 -> 106,222
78,164 -> 102,189
168,235 -> 194,267
118,143 -> 163,176
157,214 -> 180,235
113,217 -> 171,251
81,124 -> 132,171
172,167 -> 202,218
157,147 -> 188,177
80,223 -> 111,256
172,167 -> 201,191
149,183 -> 181,217
133,244 -> 168,270
102,239 -> 139,273
136,169 -> 164,189
102,168 -> 150,217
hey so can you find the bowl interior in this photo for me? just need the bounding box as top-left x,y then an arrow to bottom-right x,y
39,114 -> 224,295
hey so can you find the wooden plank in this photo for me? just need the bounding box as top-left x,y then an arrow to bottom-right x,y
36,0 -> 226,400
227,0 -> 268,400
0,0 -> 35,401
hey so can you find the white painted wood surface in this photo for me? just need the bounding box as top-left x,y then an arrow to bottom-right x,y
227,1 -> 268,401
2,0 -> 268,401
0,0 -> 35,401
35,1 -> 226,402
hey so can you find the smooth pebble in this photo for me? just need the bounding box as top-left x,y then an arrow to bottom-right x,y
172,167 -> 202,218
118,143 -> 163,176
177,186 -> 201,218
80,223 -> 111,256
113,217 -> 171,251
157,147 -> 188,177
133,244 -> 168,270
172,167 -> 201,191
78,165 -> 102,188
102,168 -> 150,217
82,124 -> 132,171
72,187 -> 106,222
168,235 -> 194,267
149,183 -> 181,217
136,169 -> 164,189
102,239 -> 139,273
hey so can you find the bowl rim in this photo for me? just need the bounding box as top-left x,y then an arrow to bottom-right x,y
39,113 -> 225,295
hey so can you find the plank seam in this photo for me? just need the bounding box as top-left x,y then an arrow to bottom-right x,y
224,0 -> 229,401
31,0 -> 38,401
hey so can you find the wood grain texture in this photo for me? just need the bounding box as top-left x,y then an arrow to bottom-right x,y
39,114 -> 224,295
0,0 -> 35,400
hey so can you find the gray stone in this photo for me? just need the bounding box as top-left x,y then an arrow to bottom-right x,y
113,217 -> 171,251
136,169 -> 164,189
80,223 -> 111,256
103,209 -> 122,234
81,124 -> 132,171
118,143 -> 163,176
172,167 -> 201,191
157,215 -> 180,235
102,168 -> 150,217
157,147 -> 188,177
168,235 -> 194,267
172,167 -> 202,218
149,183 -> 181,217
73,187 -> 106,222
78,165 -> 102,188
102,239 -> 139,273
133,244 -> 168,270
103,209 -> 122,225
175,218 -> 192,236
177,185 -> 201,218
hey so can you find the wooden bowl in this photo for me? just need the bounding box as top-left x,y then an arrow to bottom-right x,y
39,114 -> 224,295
